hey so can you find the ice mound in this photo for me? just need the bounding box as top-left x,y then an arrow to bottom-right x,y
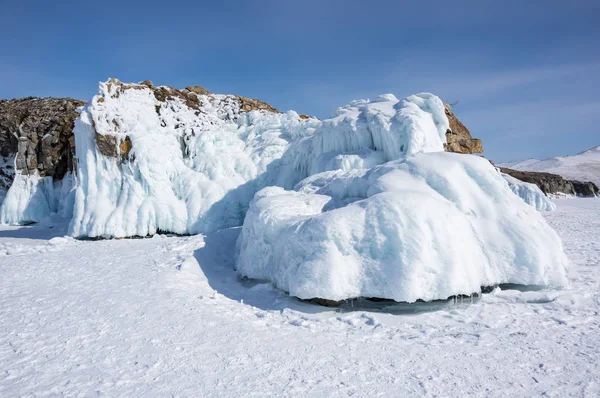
501,173 -> 556,211
0,171 -> 75,224
282,93 -> 449,178
68,80 -> 318,238
237,152 -> 569,303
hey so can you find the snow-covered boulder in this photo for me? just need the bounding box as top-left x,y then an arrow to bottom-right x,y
501,172 -> 556,211
68,79 -> 319,238
236,152 -> 569,302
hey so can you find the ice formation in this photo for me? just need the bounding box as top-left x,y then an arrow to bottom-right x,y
237,152 -> 569,302
501,172 -> 556,211
279,93 -> 449,179
0,156 -> 15,206
235,94 -> 568,301
0,79 -> 570,301
68,80 -> 318,237
0,169 -> 75,225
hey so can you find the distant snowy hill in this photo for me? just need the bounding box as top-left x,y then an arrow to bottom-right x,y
500,146 -> 600,185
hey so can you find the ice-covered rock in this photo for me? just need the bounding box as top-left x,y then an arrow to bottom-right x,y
236,152 -> 569,302
501,172 -> 556,211
68,79 -> 318,238
0,97 -> 83,221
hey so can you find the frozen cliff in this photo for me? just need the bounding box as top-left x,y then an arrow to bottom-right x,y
68,79 -> 318,237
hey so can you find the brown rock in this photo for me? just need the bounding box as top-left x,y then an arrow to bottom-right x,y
120,136 -> 133,155
0,97 -> 85,180
95,132 -> 117,157
184,86 -> 209,96
443,104 -> 483,154
499,167 -> 599,197
237,96 -> 279,113
95,132 -> 132,161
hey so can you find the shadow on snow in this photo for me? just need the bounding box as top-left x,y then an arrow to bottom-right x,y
193,227 -> 487,315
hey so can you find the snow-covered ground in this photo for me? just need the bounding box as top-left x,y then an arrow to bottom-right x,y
500,145 -> 600,185
1,198 -> 599,396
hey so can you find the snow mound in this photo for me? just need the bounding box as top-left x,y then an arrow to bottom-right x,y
501,173 -> 556,211
68,79 -> 318,238
236,152 -> 569,302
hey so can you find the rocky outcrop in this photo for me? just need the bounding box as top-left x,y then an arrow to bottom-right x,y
500,167 -> 599,197
106,78 -> 277,114
443,104 -> 483,154
91,79 -> 280,161
0,97 -> 86,183
571,180 -> 599,197
237,96 -> 278,113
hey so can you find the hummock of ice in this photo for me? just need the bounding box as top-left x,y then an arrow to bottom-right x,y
68,80 -> 318,238
501,172 -> 556,211
280,93 -> 449,179
237,152 -> 569,302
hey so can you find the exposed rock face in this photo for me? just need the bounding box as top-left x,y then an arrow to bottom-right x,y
443,104 -> 483,154
0,97 -> 86,182
500,167 -> 599,197
571,180 -> 599,197
237,96 -> 278,113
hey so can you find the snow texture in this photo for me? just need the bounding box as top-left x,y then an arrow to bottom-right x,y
501,172 -> 556,211
237,152 -> 569,302
0,198 -> 598,397
500,145 -> 600,185
68,80 -> 318,238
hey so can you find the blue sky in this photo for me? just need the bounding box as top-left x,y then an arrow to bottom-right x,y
1,0 -> 598,162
